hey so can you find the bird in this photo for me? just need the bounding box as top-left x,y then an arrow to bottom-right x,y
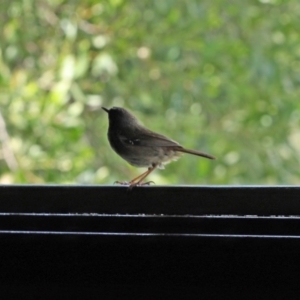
102,106 -> 215,187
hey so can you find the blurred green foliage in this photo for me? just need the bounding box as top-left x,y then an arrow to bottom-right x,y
0,0 -> 300,185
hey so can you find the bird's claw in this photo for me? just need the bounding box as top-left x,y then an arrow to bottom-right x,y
139,181 -> 155,186
114,180 -> 130,185
114,180 -> 155,188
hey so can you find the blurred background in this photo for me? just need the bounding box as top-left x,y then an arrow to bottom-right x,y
0,0 -> 299,185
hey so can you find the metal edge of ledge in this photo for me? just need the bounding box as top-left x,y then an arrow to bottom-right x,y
0,184 -> 300,216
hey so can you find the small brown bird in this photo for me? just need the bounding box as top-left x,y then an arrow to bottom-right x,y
102,107 -> 215,187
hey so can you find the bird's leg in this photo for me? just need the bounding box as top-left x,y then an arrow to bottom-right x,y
129,170 -> 150,184
129,164 -> 157,188
114,170 -> 149,185
114,165 -> 157,187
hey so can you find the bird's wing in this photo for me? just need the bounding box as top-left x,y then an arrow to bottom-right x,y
119,129 -> 180,147
132,130 -> 180,147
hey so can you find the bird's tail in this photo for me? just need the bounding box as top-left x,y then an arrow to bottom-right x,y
176,147 -> 216,160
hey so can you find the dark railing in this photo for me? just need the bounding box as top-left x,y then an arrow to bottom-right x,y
1,185 -> 300,298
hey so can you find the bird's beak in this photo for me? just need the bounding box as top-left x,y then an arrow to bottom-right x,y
102,107 -> 109,113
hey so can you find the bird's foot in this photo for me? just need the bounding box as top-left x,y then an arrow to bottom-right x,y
127,180 -> 155,191
114,180 -> 155,189
114,180 -> 130,185
132,180 -> 155,186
